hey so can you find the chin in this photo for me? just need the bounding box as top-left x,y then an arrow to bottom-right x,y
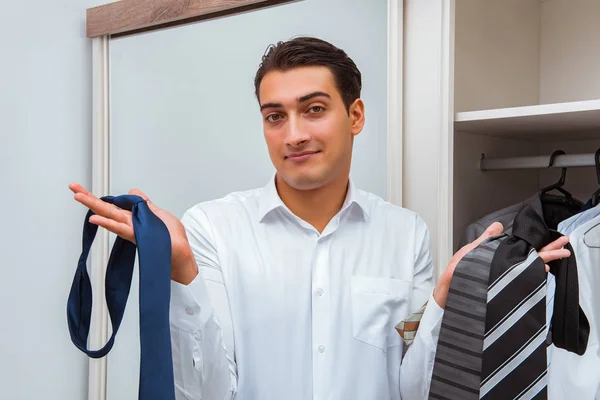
281,171 -> 327,191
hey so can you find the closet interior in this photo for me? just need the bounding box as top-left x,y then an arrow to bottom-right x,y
452,0 -> 600,250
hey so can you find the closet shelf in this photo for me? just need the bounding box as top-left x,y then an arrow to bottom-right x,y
455,99 -> 600,141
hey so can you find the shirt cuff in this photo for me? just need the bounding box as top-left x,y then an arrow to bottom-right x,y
415,292 -> 444,349
170,273 -> 213,333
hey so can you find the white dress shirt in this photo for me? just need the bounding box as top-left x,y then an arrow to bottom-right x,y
546,205 -> 600,400
169,175 -> 444,400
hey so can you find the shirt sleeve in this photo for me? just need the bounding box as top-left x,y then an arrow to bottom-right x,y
399,215 -> 444,399
170,206 -> 237,400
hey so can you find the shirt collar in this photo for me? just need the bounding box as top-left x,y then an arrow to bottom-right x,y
257,173 -> 371,223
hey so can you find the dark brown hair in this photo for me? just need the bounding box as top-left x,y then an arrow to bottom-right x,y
254,36 -> 362,112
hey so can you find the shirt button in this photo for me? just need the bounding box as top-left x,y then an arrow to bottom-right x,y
318,345 -> 325,353
185,307 -> 194,315
316,288 -> 324,296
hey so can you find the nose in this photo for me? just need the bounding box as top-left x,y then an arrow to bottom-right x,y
284,115 -> 311,147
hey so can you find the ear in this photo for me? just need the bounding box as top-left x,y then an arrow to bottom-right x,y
349,98 -> 365,136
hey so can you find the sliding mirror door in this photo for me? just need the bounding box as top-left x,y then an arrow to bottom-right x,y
103,0 -> 390,397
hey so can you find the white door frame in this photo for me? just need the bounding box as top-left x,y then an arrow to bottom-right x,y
88,34 -> 111,400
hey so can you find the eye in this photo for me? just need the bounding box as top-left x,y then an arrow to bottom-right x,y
308,106 -> 324,113
266,113 -> 283,123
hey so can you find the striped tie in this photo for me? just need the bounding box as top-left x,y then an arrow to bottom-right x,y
429,237 -> 503,399
481,246 -> 548,399
429,204 -> 589,400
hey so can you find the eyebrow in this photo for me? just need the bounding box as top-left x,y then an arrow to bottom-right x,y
260,91 -> 331,112
298,91 -> 331,103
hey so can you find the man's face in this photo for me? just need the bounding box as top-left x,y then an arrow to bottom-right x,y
258,66 -> 364,191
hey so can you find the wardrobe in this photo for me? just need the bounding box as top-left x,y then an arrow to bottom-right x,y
403,0 -> 600,277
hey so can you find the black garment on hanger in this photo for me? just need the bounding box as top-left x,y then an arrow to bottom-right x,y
540,193 -> 585,229
458,192 -> 581,249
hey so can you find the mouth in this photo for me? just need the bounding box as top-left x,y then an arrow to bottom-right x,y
285,150 -> 320,162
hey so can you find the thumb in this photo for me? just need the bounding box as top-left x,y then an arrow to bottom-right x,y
129,188 -> 161,213
129,188 -> 156,209
129,188 -> 150,202
485,221 -> 504,236
473,221 -> 504,246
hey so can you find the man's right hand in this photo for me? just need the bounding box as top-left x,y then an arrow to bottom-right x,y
69,183 -> 198,285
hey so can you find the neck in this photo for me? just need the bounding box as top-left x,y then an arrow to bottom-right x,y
275,173 -> 349,233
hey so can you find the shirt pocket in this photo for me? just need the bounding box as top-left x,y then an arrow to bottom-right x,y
350,275 -> 412,351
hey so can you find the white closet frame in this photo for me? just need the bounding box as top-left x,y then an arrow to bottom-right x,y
403,0 -> 455,278
87,1 -> 406,399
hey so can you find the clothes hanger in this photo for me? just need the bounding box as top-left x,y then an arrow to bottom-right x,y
539,150 -> 575,203
581,149 -> 600,248
591,148 -> 600,207
538,150 -> 587,228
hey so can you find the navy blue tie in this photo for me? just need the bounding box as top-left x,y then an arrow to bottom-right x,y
67,194 -> 176,400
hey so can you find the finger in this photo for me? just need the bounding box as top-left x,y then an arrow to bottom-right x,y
540,235 -> 569,252
539,248 -> 571,263
89,215 -> 136,243
74,192 -> 131,225
545,264 -> 550,272
453,222 -> 502,261
472,222 -> 504,247
70,183 -> 101,205
69,182 -> 93,196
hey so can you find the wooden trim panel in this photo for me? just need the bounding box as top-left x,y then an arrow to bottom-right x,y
87,0 -> 299,38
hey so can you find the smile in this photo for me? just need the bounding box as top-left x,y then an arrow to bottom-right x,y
286,151 -> 320,162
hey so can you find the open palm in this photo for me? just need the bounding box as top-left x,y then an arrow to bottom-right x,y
69,183 -> 193,270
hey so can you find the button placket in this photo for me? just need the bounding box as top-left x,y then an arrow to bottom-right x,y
311,236 -> 331,397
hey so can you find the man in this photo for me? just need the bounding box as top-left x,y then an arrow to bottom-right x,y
69,37 -> 569,399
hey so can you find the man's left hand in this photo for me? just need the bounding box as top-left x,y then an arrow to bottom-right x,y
432,222 -> 571,309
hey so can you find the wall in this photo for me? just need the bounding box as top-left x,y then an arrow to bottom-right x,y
454,0 -> 541,112
454,0 -> 600,110
539,0 -> 600,104
0,0 -> 104,399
